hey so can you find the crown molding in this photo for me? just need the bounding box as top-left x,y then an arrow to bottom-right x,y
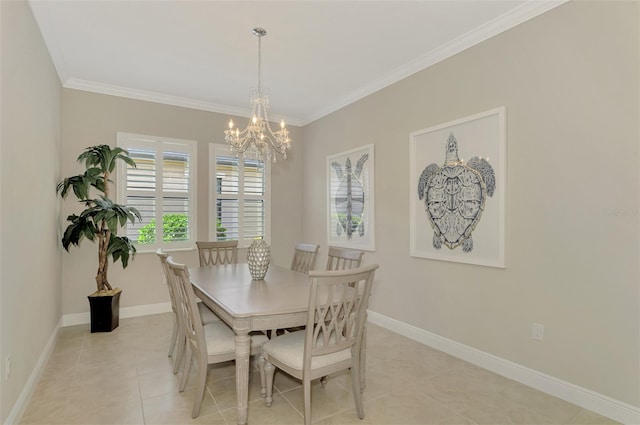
63,78 -> 303,127
299,0 -> 568,125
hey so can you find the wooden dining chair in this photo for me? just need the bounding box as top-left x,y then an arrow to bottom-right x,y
290,243 -> 320,273
267,243 -> 322,339
325,246 -> 364,271
259,264 -> 379,425
166,256 -> 269,418
156,249 -> 220,374
196,240 -> 238,266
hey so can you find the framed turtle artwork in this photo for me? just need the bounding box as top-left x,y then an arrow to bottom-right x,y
410,107 -> 506,268
327,144 -> 375,251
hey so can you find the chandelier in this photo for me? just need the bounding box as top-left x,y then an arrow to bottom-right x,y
224,28 -> 291,163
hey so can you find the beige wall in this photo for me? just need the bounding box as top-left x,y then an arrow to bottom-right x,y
301,1 -> 639,407
0,1 -> 62,421
60,90 -> 303,315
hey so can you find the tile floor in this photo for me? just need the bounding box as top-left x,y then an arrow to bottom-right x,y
20,313 -> 618,425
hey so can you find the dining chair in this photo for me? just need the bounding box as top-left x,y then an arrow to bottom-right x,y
290,243 -> 320,274
196,240 -> 238,266
156,249 -> 220,374
267,243 -> 322,339
325,246 -> 364,270
167,256 -> 269,418
258,264 -> 379,425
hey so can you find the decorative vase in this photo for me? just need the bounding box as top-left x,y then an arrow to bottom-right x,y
247,239 -> 270,280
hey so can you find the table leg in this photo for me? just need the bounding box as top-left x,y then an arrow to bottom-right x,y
235,332 -> 251,425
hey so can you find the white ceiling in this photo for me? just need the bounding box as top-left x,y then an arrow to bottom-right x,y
29,1 -> 563,126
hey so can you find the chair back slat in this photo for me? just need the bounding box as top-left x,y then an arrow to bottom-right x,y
167,257 -> 206,356
196,241 -> 238,266
326,246 -> 364,271
304,265 -> 378,368
291,243 -> 320,273
155,249 -> 177,313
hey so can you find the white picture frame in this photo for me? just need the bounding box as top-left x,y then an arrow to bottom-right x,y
327,144 -> 375,251
410,107 -> 506,268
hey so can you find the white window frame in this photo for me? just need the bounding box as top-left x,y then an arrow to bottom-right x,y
117,132 -> 197,252
209,143 -> 271,248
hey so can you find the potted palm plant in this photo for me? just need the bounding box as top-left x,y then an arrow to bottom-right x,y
57,145 -> 141,332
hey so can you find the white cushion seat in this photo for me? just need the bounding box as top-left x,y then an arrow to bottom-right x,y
262,331 -> 350,370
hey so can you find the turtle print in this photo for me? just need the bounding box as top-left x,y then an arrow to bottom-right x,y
417,133 -> 495,252
331,153 -> 369,239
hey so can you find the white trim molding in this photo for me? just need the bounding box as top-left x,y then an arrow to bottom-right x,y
62,302 -> 172,327
368,310 -> 640,425
4,319 -> 61,425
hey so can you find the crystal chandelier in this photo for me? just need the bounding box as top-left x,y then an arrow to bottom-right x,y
224,28 -> 291,163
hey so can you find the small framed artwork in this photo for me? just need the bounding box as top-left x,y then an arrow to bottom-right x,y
410,107 -> 506,268
327,144 -> 375,251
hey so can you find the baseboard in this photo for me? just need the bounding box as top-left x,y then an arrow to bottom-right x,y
367,310 -> 640,425
62,301 -> 172,327
4,318 -> 61,425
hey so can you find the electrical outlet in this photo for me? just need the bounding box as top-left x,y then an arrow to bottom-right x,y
5,355 -> 11,380
532,323 -> 544,341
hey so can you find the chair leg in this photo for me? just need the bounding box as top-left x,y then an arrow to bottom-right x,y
168,313 -> 178,357
173,329 -> 185,374
360,324 -> 368,391
303,378 -> 312,425
258,353 -> 267,398
264,360 -> 275,407
191,351 -> 207,418
179,344 -> 192,392
351,354 -> 364,419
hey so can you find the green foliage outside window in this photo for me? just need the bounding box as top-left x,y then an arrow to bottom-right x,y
137,214 -> 227,244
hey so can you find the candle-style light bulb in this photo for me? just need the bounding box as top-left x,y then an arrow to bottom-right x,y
280,119 -> 285,129
252,115 -> 257,124
228,119 -> 234,129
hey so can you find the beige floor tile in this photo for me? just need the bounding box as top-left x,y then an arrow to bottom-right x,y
63,400 -> 145,425
141,387 -> 219,424
64,376 -> 142,413
208,371 -> 265,411
313,407 -> 373,425
279,378 -> 359,422
18,315 -> 622,425
138,368 -> 192,400
364,392 -> 474,425
222,394 -> 304,425
272,369 -> 302,393
205,360 -> 237,383
566,408 -> 622,424
19,396 -> 68,425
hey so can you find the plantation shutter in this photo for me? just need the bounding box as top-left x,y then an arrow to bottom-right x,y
162,150 -> 191,242
210,145 -> 269,246
124,148 -> 156,243
117,133 -> 197,251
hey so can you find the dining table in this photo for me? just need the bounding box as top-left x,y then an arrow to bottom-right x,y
189,262 -> 311,425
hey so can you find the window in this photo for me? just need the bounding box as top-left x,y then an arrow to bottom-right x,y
117,133 -> 197,251
209,144 -> 270,247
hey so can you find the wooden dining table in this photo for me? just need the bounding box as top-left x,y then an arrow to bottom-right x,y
189,263 -> 311,425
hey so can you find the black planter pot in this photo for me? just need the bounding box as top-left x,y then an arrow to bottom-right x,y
88,290 -> 121,333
